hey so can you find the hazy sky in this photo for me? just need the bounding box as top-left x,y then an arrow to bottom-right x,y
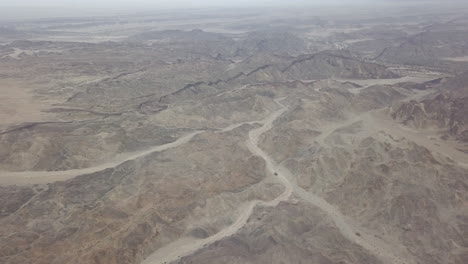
0,0 -> 463,21
0,0 -> 377,19
1,0 -> 461,9
0,0 -> 430,9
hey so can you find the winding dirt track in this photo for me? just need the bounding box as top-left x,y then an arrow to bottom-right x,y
0,95 -> 421,263
142,98 -> 414,264
272,100 -> 413,264
0,131 -> 203,185
141,99 -> 292,264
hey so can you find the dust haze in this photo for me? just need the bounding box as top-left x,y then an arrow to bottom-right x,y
1,0 -> 466,20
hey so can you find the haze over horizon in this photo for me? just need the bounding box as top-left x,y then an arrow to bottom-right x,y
3,0 -> 465,8
0,0 -> 466,21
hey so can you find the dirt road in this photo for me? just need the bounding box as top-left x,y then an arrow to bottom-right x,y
142,98 -> 414,264
141,99 -> 292,264
0,131 -> 203,185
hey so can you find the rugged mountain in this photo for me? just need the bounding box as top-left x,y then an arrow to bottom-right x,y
392,72 -> 468,143
130,29 -> 239,59
282,50 -> 399,80
221,50 -> 399,85
347,38 -> 401,58
393,94 -> 468,142
131,29 -> 230,43
179,202 -> 384,264
443,70 -> 468,97
0,125 -> 279,264
375,30 -> 468,70
0,27 -> 30,39
0,7 -> 467,264
257,82 -> 468,264
236,31 -> 308,56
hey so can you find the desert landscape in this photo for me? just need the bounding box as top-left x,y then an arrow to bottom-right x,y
0,1 -> 467,264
